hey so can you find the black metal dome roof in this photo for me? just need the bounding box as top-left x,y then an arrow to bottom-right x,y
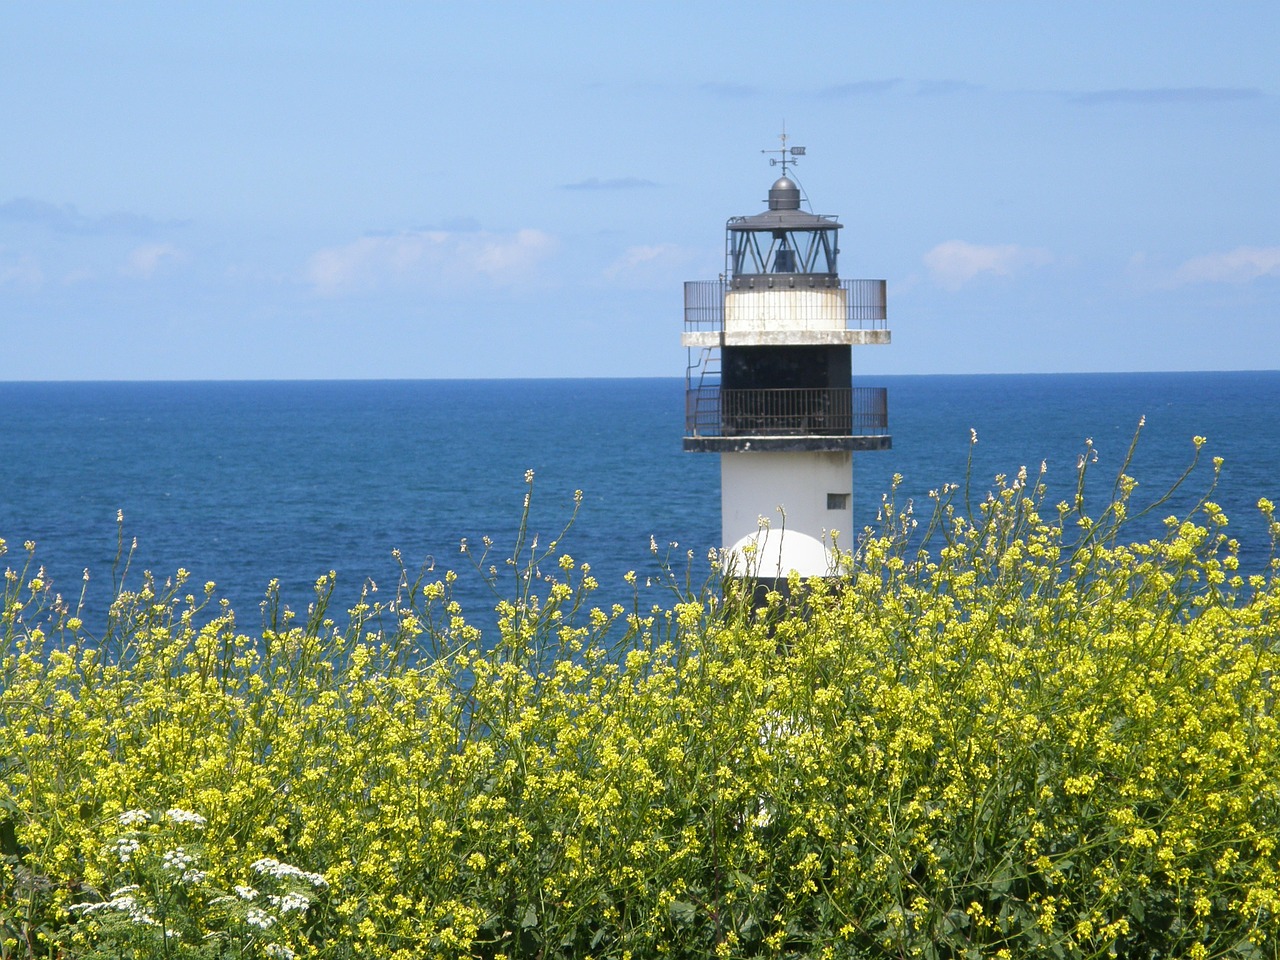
726,175 -> 841,233
768,176 -> 801,211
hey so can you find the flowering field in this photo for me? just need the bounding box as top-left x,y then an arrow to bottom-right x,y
3,447 -> 1279,959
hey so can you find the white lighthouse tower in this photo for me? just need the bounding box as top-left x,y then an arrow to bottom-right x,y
683,136 -> 891,586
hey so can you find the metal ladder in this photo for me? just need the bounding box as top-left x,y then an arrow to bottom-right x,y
685,346 -> 721,435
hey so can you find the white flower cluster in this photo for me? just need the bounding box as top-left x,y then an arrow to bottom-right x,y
162,846 -> 193,872
69,886 -> 155,926
118,809 -> 151,827
250,858 -> 327,889
224,857 -> 325,958
246,907 -> 277,930
161,846 -> 207,884
164,807 -> 207,828
268,892 -> 310,914
111,837 -> 140,864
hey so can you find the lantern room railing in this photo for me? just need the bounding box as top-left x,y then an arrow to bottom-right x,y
684,279 -> 887,333
685,386 -> 889,438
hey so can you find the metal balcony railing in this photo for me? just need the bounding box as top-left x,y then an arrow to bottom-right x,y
685,386 -> 889,438
683,279 -> 887,333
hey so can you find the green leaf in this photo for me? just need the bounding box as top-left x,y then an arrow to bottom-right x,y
1128,894 -> 1145,924
1229,941 -> 1266,960
668,900 -> 696,926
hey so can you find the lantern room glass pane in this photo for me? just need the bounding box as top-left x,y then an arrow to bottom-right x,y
730,228 -> 838,276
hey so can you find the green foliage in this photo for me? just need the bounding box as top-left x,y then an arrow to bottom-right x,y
2,451 -> 1279,959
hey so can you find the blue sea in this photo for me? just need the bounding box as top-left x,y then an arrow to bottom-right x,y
3,373 -> 1279,630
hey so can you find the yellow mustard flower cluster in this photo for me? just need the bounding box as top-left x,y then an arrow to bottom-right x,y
1,456 -> 1278,958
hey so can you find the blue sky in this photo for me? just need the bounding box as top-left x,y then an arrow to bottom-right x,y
2,2 -> 1277,380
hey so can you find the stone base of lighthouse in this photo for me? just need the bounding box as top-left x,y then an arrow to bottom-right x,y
720,451 -> 854,581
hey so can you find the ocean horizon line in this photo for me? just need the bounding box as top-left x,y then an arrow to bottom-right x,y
3,367 -> 1280,386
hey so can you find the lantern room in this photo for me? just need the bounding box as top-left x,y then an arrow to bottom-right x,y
727,175 -> 840,280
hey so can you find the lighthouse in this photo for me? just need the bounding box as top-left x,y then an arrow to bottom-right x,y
683,137 -> 891,586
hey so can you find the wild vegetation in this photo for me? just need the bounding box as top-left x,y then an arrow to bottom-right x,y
2,438 -> 1278,959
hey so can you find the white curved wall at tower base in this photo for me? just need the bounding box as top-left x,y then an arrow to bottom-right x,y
720,451 -> 854,580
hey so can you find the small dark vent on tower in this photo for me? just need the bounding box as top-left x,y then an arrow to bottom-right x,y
768,177 -> 801,211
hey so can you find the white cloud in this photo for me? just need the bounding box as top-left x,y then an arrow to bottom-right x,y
1172,246 -> 1280,285
606,243 -> 677,274
923,240 -> 1053,290
307,228 -> 555,296
61,268 -> 98,285
0,252 -> 43,288
603,243 -> 707,287
124,243 -> 184,278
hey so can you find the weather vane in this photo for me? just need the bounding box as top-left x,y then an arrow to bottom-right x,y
762,125 -> 806,175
